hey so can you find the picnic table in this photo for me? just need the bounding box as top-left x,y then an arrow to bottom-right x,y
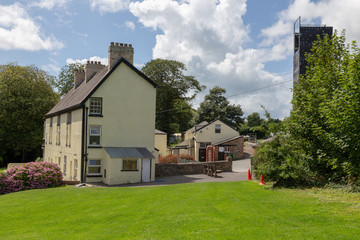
203,162 -> 222,177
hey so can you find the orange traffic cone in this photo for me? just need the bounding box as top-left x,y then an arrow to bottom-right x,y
259,175 -> 266,185
248,169 -> 251,180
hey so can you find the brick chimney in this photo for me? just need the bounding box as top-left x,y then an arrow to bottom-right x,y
108,42 -> 134,71
74,70 -> 85,89
85,61 -> 105,83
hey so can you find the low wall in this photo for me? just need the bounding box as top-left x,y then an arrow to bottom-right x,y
155,159 -> 232,177
7,163 -> 26,169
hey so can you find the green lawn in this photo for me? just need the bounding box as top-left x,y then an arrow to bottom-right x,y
1,182 -> 359,240
0,167 -> 6,173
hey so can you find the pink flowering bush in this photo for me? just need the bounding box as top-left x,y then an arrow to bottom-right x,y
158,154 -> 179,163
0,161 -> 63,194
179,154 -> 194,161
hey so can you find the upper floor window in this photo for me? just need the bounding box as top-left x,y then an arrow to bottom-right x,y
89,125 -> 101,146
215,124 -> 221,134
90,97 -> 102,115
67,112 -> 72,124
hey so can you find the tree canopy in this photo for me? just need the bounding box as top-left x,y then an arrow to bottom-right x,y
196,86 -> 244,129
0,64 -> 59,165
141,59 -> 205,138
254,31 -> 360,187
52,63 -> 84,96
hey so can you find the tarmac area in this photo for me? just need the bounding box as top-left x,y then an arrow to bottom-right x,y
86,158 -> 252,188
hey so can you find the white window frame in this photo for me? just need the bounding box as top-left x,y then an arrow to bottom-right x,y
215,124 -> 221,134
74,159 -> 78,180
88,159 -> 102,176
63,156 -> 67,175
122,158 -> 138,171
89,97 -> 103,115
89,125 -> 101,146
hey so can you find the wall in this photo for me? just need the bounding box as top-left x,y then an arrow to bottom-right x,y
155,159 -> 232,177
85,62 -> 156,183
43,108 -> 82,182
155,133 -> 167,157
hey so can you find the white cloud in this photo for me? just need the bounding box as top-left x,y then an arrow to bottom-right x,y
89,0 -> 129,13
261,0 -> 360,48
42,58 -> 61,74
130,0 -> 292,118
30,0 -> 71,10
66,56 -> 108,65
0,3 -> 64,51
125,21 -> 135,30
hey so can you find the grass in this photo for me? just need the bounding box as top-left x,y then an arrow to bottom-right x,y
0,167 -> 6,173
1,182 -> 360,240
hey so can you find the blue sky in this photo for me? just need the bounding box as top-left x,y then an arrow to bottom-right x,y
1,0 -> 360,119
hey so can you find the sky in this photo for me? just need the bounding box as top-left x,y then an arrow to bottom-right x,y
1,0 -> 360,120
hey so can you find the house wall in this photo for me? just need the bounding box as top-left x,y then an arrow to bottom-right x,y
85,63 -> 156,183
155,133 -> 167,157
193,120 -> 239,161
43,108 -> 83,182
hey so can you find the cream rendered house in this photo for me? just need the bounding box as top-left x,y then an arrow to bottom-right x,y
155,129 -> 168,159
172,119 -> 243,161
43,42 -> 157,185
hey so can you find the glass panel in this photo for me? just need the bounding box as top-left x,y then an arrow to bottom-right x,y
88,167 -> 101,174
123,159 -> 137,170
89,160 -> 101,166
90,98 -> 102,114
90,126 -> 101,135
89,136 -> 100,145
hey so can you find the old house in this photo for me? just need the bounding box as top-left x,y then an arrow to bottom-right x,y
172,119 -> 244,161
43,42 -> 157,185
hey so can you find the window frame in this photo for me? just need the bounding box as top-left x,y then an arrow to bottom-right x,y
89,125 -> 101,147
88,159 -> 102,176
89,97 -> 103,116
122,158 -> 138,171
215,124 -> 221,134
63,156 -> 67,175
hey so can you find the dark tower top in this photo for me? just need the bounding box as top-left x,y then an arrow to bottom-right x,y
293,17 -> 333,84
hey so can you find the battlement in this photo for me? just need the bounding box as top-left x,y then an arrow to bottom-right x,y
108,42 -> 134,70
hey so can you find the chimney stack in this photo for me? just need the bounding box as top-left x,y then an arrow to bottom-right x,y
85,61 -> 105,83
108,42 -> 134,71
74,70 -> 85,89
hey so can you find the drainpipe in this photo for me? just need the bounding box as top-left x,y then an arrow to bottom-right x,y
81,107 -> 89,183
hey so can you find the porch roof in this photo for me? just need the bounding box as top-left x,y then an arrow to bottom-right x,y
104,147 -> 154,159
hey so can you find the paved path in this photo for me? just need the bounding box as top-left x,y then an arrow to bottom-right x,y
232,158 -> 251,173
86,159 -> 252,188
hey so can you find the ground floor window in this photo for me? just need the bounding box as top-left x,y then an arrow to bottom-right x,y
63,156 -> 67,175
88,159 -> 101,176
122,159 -> 137,170
74,159 -> 78,180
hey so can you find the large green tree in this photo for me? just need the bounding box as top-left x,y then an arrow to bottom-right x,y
254,31 -> 360,186
52,63 -> 84,96
196,86 -> 244,129
0,64 -> 59,165
141,59 -> 205,138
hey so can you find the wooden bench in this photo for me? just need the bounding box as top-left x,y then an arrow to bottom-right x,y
203,163 -> 222,177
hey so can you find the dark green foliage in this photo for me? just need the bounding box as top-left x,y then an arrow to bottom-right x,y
0,64 -> 59,165
142,59 -> 204,138
52,63 -> 84,96
254,31 -> 360,187
196,86 -> 244,129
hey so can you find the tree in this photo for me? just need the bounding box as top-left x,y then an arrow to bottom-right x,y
0,64 -> 59,166
254,31 -> 360,186
246,112 -> 262,127
52,63 -> 84,96
141,59 -> 205,139
196,86 -> 244,129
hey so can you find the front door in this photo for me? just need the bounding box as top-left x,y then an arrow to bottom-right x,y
141,159 -> 151,182
199,149 -> 206,162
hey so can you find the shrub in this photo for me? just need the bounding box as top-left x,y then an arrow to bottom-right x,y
158,154 -> 178,164
0,161 -> 63,194
179,154 -> 194,161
